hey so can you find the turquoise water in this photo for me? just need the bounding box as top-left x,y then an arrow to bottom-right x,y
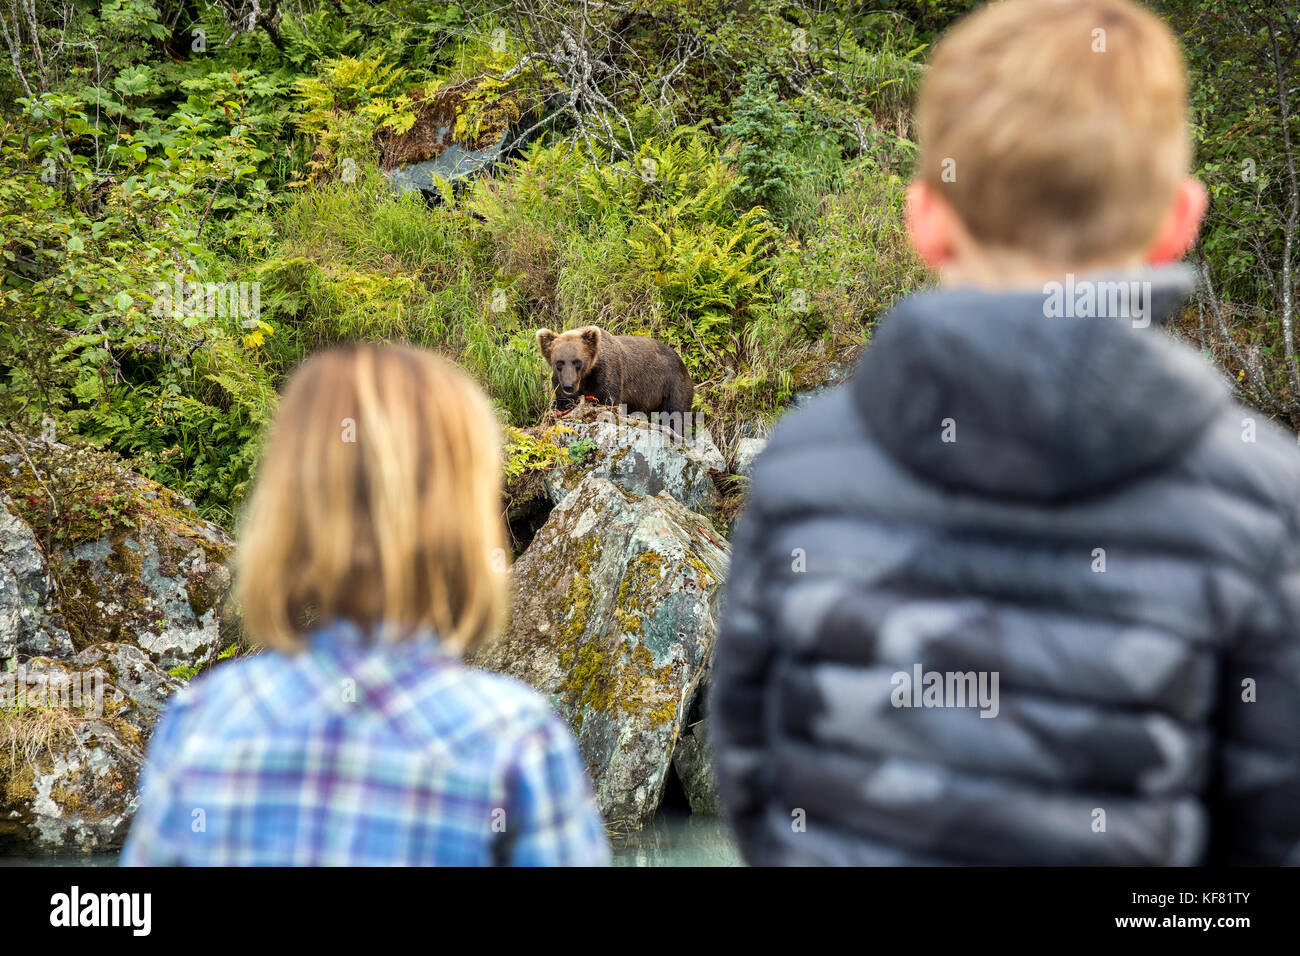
609,813 -> 744,867
0,814 -> 742,867
0,852 -> 117,867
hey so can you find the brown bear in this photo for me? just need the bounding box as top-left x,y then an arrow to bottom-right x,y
536,325 -> 694,431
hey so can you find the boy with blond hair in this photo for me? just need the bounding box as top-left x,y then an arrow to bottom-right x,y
713,0 -> 1300,865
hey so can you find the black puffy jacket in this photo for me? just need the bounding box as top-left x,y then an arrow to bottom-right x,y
712,266 -> 1300,865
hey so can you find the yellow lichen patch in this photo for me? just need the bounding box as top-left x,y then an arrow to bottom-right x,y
552,535 -> 601,728
558,632 -> 679,729
616,550 -> 665,625
555,545 -> 681,729
625,642 -> 680,726
556,537 -> 598,649
612,608 -> 643,634
683,547 -> 719,587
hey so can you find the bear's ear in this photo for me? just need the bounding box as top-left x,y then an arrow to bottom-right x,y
578,326 -> 601,363
536,328 -> 557,360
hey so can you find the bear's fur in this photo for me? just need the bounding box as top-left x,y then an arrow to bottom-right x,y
536,325 -> 694,427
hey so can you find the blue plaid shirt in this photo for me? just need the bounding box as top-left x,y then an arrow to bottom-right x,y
121,621 -> 610,866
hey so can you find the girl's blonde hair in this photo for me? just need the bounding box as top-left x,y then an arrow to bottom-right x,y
235,343 -> 506,653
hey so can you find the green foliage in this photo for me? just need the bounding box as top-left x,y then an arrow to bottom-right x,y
262,87 -> 920,431
503,426 -> 568,481
566,437 -> 597,464
264,171 -> 552,425
721,72 -> 861,239
0,0 -> 985,529
291,55 -> 415,183
168,642 -> 239,682
718,72 -> 806,221
0,438 -> 143,550
0,90 -> 278,525
626,208 -> 776,374
1149,0 -> 1300,418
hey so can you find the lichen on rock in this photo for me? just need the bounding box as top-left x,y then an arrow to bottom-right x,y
471,472 -> 729,828
503,404 -> 725,531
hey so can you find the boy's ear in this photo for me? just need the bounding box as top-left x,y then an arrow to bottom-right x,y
579,326 -> 601,363
536,328 -> 557,360
1145,177 -> 1208,265
905,180 -> 961,271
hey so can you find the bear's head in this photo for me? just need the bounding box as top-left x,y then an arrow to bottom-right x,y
536,326 -> 601,399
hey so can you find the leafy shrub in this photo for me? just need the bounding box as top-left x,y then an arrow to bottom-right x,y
0,92 -> 277,525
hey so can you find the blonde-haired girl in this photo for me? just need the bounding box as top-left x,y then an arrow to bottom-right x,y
123,343 -> 609,866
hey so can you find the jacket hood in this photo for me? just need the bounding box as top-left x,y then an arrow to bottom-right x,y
853,265 -> 1231,501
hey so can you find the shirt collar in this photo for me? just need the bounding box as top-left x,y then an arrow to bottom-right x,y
305,619 -> 459,659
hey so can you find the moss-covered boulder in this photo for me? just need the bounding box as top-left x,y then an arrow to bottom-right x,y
0,438 -> 237,855
1,644 -> 183,852
472,472 -> 729,828
0,440 -> 236,668
508,406 -> 725,524
378,76 -> 556,199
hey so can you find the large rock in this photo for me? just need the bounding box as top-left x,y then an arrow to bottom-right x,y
1,442 -> 235,670
0,439 -> 237,855
672,715 -> 722,816
473,472 -> 729,827
731,437 -> 768,478
0,494 -> 72,660
2,644 -> 182,852
536,410 -> 724,517
687,427 -> 727,472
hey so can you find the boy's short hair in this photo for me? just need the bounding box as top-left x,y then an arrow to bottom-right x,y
236,343 -> 506,653
915,0 -> 1191,265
